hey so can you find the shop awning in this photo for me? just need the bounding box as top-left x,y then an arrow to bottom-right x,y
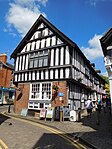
2,88 -> 8,91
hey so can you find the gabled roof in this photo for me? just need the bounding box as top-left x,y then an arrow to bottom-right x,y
100,28 -> 112,56
11,14 -> 79,59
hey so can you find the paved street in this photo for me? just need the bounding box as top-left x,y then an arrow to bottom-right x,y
0,106 -> 87,149
1,105 -> 112,149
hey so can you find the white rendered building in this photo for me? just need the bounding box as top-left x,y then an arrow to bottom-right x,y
100,28 -> 112,113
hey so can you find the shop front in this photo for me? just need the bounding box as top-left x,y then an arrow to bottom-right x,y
0,87 -> 15,105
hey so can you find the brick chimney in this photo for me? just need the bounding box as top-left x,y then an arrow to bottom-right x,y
0,54 -> 7,64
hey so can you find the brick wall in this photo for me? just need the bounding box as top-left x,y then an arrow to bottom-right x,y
0,54 -> 13,88
14,83 -> 30,114
14,81 -> 68,113
51,81 -> 68,107
0,67 -> 13,88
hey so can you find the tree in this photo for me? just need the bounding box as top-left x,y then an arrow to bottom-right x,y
100,75 -> 110,97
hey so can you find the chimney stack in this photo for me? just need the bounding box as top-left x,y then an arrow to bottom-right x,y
0,53 -> 7,64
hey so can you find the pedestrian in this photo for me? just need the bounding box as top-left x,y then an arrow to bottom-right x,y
107,99 -> 111,115
85,97 -> 93,118
103,100 -> 106,113
96,98 -> 102,125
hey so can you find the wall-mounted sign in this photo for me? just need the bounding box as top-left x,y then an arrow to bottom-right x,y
58,92 -> 64,97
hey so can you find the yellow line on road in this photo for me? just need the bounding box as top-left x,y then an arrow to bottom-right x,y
2,112 -> 87,149
0,139 -> 8,149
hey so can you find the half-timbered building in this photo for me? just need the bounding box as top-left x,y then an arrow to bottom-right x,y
11,15 -> 105,114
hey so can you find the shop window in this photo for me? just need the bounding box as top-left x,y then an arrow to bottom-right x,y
30,82 -> 52,100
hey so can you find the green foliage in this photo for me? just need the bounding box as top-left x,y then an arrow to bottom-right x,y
100,75 -> 110,96
100,75 -> 109,84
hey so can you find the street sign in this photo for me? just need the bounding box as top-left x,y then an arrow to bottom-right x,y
58,92 -> 64,97
21,108 -> 28,116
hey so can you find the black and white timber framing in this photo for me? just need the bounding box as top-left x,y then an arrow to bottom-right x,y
11,15 -> 106,110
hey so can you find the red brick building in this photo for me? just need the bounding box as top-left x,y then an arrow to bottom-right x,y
0,54 -> 15,104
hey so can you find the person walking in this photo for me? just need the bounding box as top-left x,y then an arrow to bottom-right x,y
96,98 -> 102,125
85,97 -> 93,118
103,100 -> 106,113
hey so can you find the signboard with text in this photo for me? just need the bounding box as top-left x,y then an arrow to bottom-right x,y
63,106 -> 70,119
46,107 -> 54,119
58,92 -> 64,97
55,107 -> 60,120
40,108 -> 46,119
21,108 -> 28,116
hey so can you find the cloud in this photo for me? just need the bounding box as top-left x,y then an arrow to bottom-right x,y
81,34 -> 103,60
102,71 -> 108,77
37,0 -> 48,6
87,0 -> 110,6
5,0 -> 47,37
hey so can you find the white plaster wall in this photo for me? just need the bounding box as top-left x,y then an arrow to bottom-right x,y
50,49 -> 54,66
60,47 -> 64,65
55,48 -> 59,66
65,46 -> 69,64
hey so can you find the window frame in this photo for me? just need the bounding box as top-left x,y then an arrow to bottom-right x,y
29,50 -> 49,69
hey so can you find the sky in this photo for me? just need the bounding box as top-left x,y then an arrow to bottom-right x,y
0,0 -> 112,76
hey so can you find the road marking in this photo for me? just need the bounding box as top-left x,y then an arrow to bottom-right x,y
2,112 -> 86,149
0,139 -> 8,149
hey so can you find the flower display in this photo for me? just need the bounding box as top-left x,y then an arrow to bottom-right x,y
52,84 -> 59,91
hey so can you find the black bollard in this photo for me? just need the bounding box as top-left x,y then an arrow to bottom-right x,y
8,105 -> 11,113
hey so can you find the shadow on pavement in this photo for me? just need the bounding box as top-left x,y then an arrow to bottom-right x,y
32,133 -> 80,149
0,113 -> 12,125
79,109 -> 112,149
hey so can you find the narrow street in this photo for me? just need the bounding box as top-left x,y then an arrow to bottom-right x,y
0,106 -> 87,149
